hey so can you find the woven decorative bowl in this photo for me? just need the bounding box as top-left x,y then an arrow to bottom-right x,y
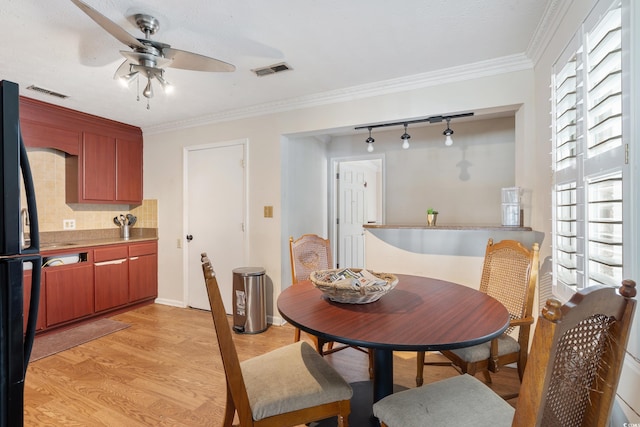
310,269 -> 399,304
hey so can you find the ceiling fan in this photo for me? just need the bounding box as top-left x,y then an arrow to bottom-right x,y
70,0 -> 235,107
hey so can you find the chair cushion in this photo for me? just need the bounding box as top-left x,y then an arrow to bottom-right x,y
450,333 -> 520,363
373,374 -> 514,427
241,341 -> 353,421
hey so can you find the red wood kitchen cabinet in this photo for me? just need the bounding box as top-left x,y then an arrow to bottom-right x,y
67,132 -> 143,204
128,241 -> 158,302
23,268 -> 46,333
94,245 -> 129,312
44,261 -> 94,327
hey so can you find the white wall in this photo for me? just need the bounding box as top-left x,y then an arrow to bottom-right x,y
327,117 -> 516,225
281,135 -> 328,291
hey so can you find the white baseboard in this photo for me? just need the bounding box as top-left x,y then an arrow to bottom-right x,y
154,298 -> 188,308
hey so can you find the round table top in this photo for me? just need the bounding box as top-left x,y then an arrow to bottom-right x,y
277,274 -> 510,351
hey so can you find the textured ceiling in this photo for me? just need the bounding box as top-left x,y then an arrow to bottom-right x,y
0,0 -> 550,132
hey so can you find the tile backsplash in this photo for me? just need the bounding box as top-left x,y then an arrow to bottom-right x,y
25,147 -> 158,232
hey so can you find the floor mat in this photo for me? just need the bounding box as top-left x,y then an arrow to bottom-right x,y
29,318 -> 130,362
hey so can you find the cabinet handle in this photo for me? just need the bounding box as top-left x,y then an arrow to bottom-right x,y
94,259 -> 127,266
129,256 -> 139,261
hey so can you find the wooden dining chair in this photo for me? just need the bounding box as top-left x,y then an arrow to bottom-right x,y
415,239 -> 539,388
289,234 -> 374,377
201,252 -> 352,427
374,280 -> 637,427
289,234 -> 334,350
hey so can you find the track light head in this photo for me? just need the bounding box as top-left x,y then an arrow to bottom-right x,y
443,118 -> 454,146
401,124 -> 411,149
366,127 -> 375,152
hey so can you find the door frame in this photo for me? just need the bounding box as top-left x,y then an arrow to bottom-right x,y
329,154 -> 385,268
182,139 -> 249,307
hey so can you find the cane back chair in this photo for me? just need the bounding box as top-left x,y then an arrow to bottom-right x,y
201,252 -> 352,426
289,234 -> 334,350
416,239 -> 539,387
374,280 -> 637,427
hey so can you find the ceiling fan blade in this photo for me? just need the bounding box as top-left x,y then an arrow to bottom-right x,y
70,0 -> 145,50
163,47 -> 235,72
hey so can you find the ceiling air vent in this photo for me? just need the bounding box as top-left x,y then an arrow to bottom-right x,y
26,85 -> 69,99
252,62 -> 292,77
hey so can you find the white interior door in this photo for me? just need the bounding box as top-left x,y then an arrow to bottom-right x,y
186,142 -> 245,313
337,162 -> 368,268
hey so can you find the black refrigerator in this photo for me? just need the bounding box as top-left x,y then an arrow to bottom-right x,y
0,80 -> 42,426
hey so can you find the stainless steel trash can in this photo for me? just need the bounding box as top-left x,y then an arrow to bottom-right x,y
232,267 -> 267,334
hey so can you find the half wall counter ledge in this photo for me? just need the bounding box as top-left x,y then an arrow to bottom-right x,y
363,224 -> 545,290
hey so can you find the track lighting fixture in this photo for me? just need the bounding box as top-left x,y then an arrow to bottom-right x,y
355,112 -> 473,152
401,124 -> 411,149
443,118 -> 454,146
366,127 -> 375,152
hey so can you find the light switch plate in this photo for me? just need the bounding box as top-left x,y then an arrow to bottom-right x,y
264,206 -> 273,218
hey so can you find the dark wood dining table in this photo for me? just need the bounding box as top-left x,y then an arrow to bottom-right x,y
277,274 -> 510,425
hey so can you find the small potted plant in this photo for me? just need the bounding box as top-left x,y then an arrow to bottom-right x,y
427,208 -> 438,226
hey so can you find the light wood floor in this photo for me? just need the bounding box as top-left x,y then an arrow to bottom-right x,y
24,303 -> 520,426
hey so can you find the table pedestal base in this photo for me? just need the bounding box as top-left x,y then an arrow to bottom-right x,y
310,381 -> 407,427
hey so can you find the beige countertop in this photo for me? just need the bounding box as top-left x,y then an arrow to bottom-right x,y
37,228 -> 158,253
363,224 -> 533,231
41,236 -> 157,253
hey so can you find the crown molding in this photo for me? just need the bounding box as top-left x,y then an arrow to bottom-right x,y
526,0 -> 573,65
144,53 -> 533,135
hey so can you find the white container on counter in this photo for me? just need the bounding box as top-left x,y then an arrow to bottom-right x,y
501,187 -> 522,226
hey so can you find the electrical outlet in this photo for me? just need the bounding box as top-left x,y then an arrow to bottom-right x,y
63,219 -> 75,230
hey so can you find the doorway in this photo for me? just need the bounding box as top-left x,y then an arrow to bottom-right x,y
332,157 -> 384,269
184,140 -> 247,313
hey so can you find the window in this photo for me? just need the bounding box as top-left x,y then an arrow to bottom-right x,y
551,0 -> 629,301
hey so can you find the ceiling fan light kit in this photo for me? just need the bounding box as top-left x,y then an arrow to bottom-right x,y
70,0 -> 235,109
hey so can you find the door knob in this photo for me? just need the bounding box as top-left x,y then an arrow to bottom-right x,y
186,234 -> 193,241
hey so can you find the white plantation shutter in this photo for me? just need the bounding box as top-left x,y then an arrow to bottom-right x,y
586,173 -> 623,287
551,0 -> 627,300
554,182 -> 578,290
554,55 -> 578,171
586,6 -> 622,158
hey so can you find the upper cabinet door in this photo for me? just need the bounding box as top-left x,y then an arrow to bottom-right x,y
66,131 -> 143,204
115,137 -> 143,203
82,132 -> 116,202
